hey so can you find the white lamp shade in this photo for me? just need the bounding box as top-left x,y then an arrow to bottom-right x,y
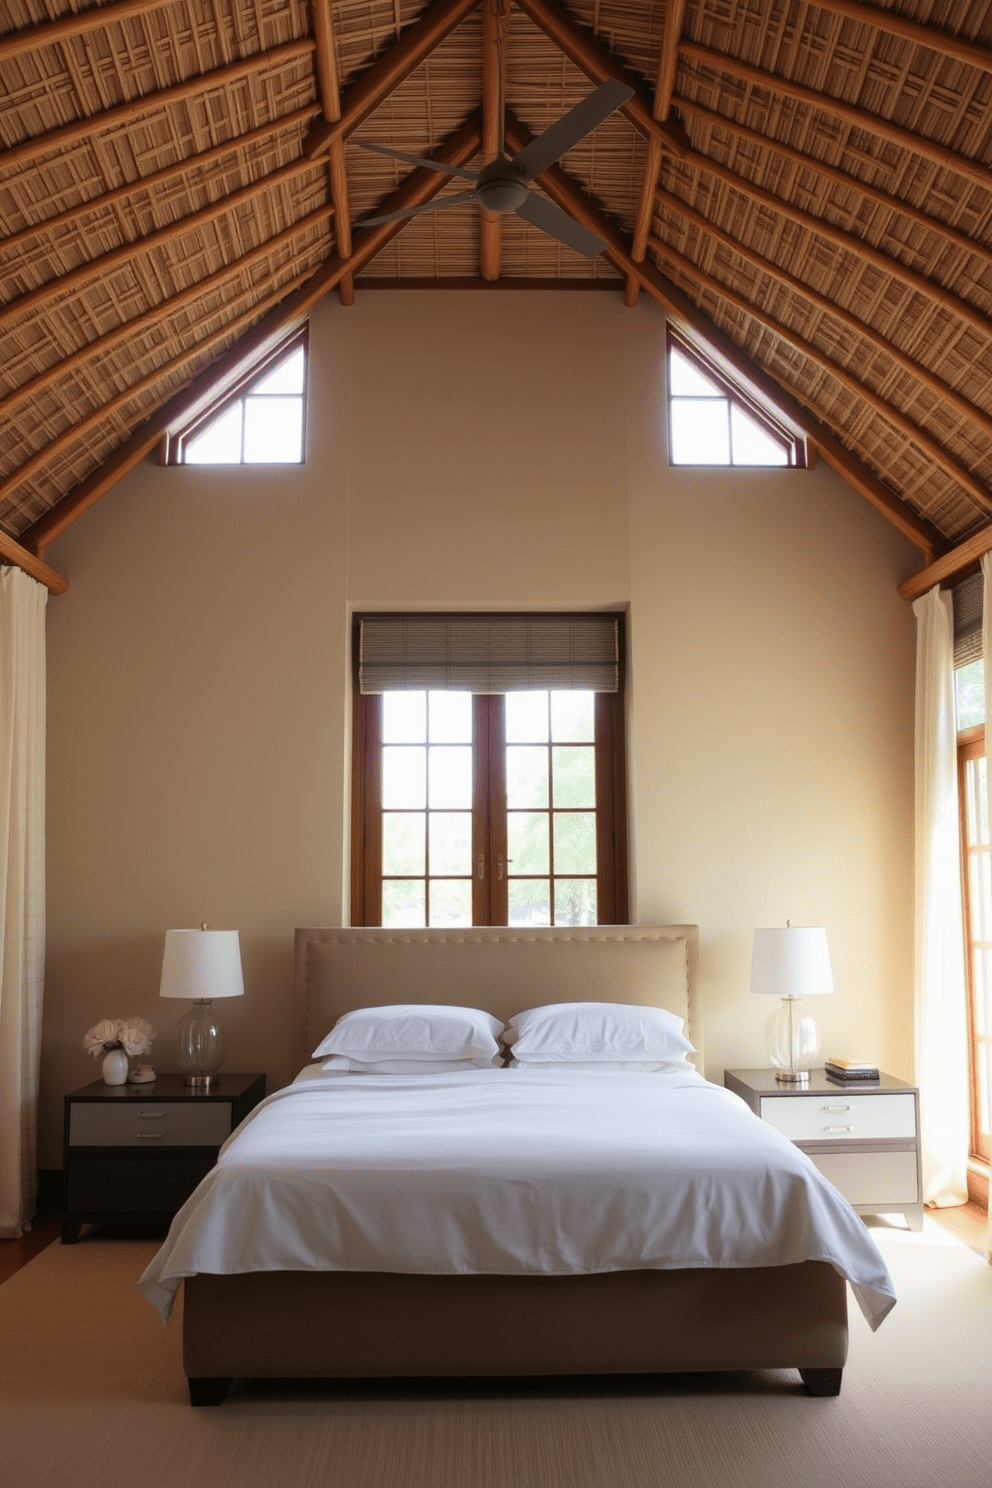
159,928 -> 244,1001
749,926 -> 834,998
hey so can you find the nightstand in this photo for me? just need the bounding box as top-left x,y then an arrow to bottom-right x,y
724,1068 -> 924,1231
61,1071 -> 265,1243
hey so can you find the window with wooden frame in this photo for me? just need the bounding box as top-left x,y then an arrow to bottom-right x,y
351,614 -> 628,928
667,331 -> 806,469
163,325 -> 308,466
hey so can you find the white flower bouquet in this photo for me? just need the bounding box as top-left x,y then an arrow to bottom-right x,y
83,1016 -> 156,1059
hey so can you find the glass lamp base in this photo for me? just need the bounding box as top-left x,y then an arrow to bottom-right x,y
174,999 -> 228,1088
766,996 -> 820,1085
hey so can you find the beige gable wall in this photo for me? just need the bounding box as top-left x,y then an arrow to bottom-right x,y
40,291 -> 918,1165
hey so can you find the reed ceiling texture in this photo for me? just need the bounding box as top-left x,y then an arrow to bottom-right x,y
2,0 -> 992,593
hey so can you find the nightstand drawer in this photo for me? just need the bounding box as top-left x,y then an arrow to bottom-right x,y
759,1091 -> 916,1142
69,1100 -> 232,1147
807,1149 -> 920,1207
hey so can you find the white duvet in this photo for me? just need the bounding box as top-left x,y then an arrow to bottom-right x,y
138,1067 -> 896,1329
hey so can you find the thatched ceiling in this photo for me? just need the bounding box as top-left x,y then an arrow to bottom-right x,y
3,0 -> 992,598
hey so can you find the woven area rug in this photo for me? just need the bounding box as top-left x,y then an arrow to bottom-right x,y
0,1219 -> 988,1488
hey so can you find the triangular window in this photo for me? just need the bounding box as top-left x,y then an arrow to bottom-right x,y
166,327 -> 308,466
667,332 -> 805,468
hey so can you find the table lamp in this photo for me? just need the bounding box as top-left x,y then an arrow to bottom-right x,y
749,923 -> 834,1084
159,925 -> 244,1089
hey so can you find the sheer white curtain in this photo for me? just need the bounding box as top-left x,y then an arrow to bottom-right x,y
912,585 -> 970,1208
0,569 -> 47,1238
983,554 -> 992,1260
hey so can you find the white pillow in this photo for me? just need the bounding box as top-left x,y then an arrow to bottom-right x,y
321,1054 -> 501,1074
312,1004 -> 504,1063
505,1001 -> 694,1064
507,1058 -> 686,1072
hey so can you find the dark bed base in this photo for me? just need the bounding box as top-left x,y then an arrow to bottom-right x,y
183,1260 -> 848,1405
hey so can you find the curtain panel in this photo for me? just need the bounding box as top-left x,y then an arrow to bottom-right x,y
912,586 -> 969,1208
0,568 -> 47,1238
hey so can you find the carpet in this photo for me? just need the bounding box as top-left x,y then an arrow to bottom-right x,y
0,1220 -> 988,1488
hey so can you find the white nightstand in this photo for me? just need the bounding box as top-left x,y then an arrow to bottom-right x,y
724,1068 -> 924,1230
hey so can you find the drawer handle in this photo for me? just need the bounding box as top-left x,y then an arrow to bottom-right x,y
821,1104 -> 852,1112
822,1124 -> 854,1134
138,1131 -> 166,1140
138,1111 -> 166,1120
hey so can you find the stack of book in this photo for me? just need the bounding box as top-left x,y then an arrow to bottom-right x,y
825,1057 -> 880,1084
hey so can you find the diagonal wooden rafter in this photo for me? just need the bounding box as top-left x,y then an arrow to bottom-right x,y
310,1 -> 355,306
674,96 -> 992,286
679,41 -> 992,197
649,231 -> 992,523
513,0 -> 688,157
671,146 -> 992,348
808,0 -> 992,75
0,0 -> 170,66
0,39 -> 316,178
302,0 -> 479,159
624,0 -> 688,309
21,112 -> 485,558
501,108 -> 944,561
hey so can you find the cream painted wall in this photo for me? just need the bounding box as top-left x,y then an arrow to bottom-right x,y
40,289 -> 920,1167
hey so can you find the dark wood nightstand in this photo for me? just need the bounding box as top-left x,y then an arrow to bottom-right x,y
61,1071 -> 265,1243
724,1067 -> 924,1230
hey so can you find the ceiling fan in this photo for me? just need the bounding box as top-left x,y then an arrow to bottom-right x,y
355,77 -> 634,258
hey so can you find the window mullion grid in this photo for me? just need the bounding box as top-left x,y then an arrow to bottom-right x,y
487,697 -> 508,925
958,735 -> 990,1164
363,695 -> 384,925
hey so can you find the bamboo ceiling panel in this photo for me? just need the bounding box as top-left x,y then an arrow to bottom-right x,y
1,0 -> 992,575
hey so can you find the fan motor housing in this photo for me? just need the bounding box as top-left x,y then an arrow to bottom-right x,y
477,164 -> 529,214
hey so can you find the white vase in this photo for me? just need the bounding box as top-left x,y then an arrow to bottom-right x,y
101,1048 -> 129,1085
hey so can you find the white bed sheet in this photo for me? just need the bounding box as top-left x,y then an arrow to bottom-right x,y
138,1068 -> 896,1329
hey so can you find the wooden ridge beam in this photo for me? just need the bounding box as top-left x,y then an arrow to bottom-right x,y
674,143 -> 992,348
311,1 -> 354,305
648,232 -> 992,522
899,527 -> 992,602
675,96 -> 992,286
512,0 -> 689,157
679,40 -> 992,197
0,39 -> 315,178
0,207 -> 333,428
654,183 -> 992,451
0,0 -> 167,66
501,107 -> 944,561
22,112 -> 484,556
303,0 -> 479,158
0,105 -> 319,257
625,0 -> 687,307
809,0 -> 992,76
480,0 -> 508,282
0,156 -> 328,337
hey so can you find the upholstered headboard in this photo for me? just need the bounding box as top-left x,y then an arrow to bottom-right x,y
293,925 -> 701,1072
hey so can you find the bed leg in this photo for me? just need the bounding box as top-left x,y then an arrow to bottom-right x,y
188,1376 -> 232,1406
799,1367 -> 842,1397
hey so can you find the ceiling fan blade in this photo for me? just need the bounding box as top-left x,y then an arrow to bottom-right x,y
514,191 -> 608,258
359,141 -> 479,182
357,190 -> 478,228
511,79 -> 635,183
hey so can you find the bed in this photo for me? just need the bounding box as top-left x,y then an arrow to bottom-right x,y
138,925 -> 895,1405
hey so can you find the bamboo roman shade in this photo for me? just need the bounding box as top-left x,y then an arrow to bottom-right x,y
358,615 -> 620,694
952,574 -> 983,668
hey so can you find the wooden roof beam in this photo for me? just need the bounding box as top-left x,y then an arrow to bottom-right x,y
0,0 -> 167,66
0,538 -> 67,596
675,144 -> 992,348
302,0 -> 479,158
512,0 -> 689,157
0,156 -> 328,339
680,41 -> 992,198
0,39 -> 315,177
649,233 -> 992,524
899,527 -> 992,602
501,108 -> 944,561
480,0 -> 508,282
311,1 -> 355,305
810,0 -> 992,76
675,96 -> 992,287
625,0 -> 687,308
22,112 -> 484,557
